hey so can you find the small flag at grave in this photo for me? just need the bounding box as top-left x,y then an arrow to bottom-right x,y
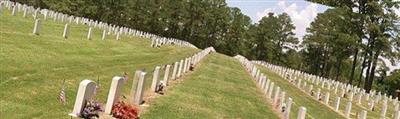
93,76 -> 100,98
123,72 -> 129,81
59,79 -> 66,105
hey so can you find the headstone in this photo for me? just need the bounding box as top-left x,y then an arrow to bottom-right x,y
335,97 -> 341,111
102,30 -> 106,40
308,85 -> 313,94
349,91 -> 354,101
394,111 -> 400,119
62,23 -> 69,39
22,7 -> 27,17
33,9 -> 38,19
380,99 -> 387,118
268,82 -> 274,99
264,79 -> 270,94
183,58 -> 188,73
316,88 -> 321,100
345,101 -> 352,118
150,66 -> 161,92
279,91 -> 286,110
368,98 -> 375,111
163,65 -> 171,86
297,107 -> 306,119
32,19 -> 41,35
358,110 -> 367,119
177,59 -> 184,78
134,72 -> 146,105
285,97 -> 293,119
324,92 -> 330,104
69,80 -> 96,117
87,27 -> 92,40
105,76 -> 124,114
171,62 -> 179,80
273,87 -> 281,105
11,4 -> 16,16
129,70 -> 141,104
116,32 -> 120,40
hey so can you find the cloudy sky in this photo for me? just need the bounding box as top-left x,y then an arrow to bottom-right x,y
226,0 -> 329,39
226,0 -> 400,73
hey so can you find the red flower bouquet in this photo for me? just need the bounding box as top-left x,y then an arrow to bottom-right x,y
111,101 -> 139,119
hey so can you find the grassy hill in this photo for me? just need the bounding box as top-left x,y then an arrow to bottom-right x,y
0,9 -> 199,118
0,8 -> 280,118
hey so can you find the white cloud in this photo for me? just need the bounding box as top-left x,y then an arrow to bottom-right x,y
255,1 -> 323,40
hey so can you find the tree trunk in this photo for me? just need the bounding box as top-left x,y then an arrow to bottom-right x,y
365,49 -> 381,92
349,49 -> 359,84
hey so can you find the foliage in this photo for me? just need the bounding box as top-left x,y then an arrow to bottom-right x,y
80,100 -> 103,119
111,101 -> 139,119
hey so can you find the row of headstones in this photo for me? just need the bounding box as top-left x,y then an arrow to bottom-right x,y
1,1 -> 197,48
254,61 -> 364,118
69,47 -> 215,117
253,60 -> 400,119
234,55 -> 307,119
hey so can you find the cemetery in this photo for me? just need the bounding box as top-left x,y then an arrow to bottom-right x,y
0,0 -> 399,119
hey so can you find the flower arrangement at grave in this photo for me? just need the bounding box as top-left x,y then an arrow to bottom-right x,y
111,101 -> 139,119
79,100 -> 104,119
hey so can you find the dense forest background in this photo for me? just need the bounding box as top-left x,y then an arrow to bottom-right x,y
14,0 -> 400,96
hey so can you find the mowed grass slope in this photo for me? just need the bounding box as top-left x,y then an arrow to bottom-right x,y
255,65 -> 346,119
0,10 -> 199,118
141,53 -> 280,119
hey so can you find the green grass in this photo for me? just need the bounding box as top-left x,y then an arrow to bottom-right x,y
255,64 -> 346,119
0,9 -> 199,118
141,54 -> 280,119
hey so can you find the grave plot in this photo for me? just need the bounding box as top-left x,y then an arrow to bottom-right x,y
255,61 -> 400,119
140,53 -> 280,118
0,3 -> 201,118
252,64 -> 345,119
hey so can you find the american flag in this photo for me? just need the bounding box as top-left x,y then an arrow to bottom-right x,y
59,79 -> 66,105
93,77 -> 100,98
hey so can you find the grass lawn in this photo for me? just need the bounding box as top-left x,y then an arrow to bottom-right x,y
255,64 -> 346,119
141,53 -> 280,119
0,9 -> 199,118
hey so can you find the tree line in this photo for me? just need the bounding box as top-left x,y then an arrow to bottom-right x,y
15,0 -> 399,96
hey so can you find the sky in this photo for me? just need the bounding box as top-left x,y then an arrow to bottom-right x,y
226,0 -> 400,73
226,0 -> 329,39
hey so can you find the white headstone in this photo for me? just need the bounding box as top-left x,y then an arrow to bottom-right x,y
171,62 -> 179,80
324,92 -> 330,104
345,101 -> 352,118
105,76 -> 124,114
62,23 -> 69,39
335,97 -> 341,111
150,66 -> 161,92
134,72 -> 146,105
129,70 -> 141,104
177,59 -> 184,78
87,27 -> 92,40
22,7 -> 27,17
273,87 -> 281,105
358,110 -> 367,119
297,107 -> 306,119
394,110 -> 400,119
32,19 -> 41,35
285,97 -> 293,119
69,80 -> 96,117
11,4 -> 16,16
102,30 -> 106,40
380,99 -> 387,118
163,65 -> 171,86
268,82 -> 274,99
